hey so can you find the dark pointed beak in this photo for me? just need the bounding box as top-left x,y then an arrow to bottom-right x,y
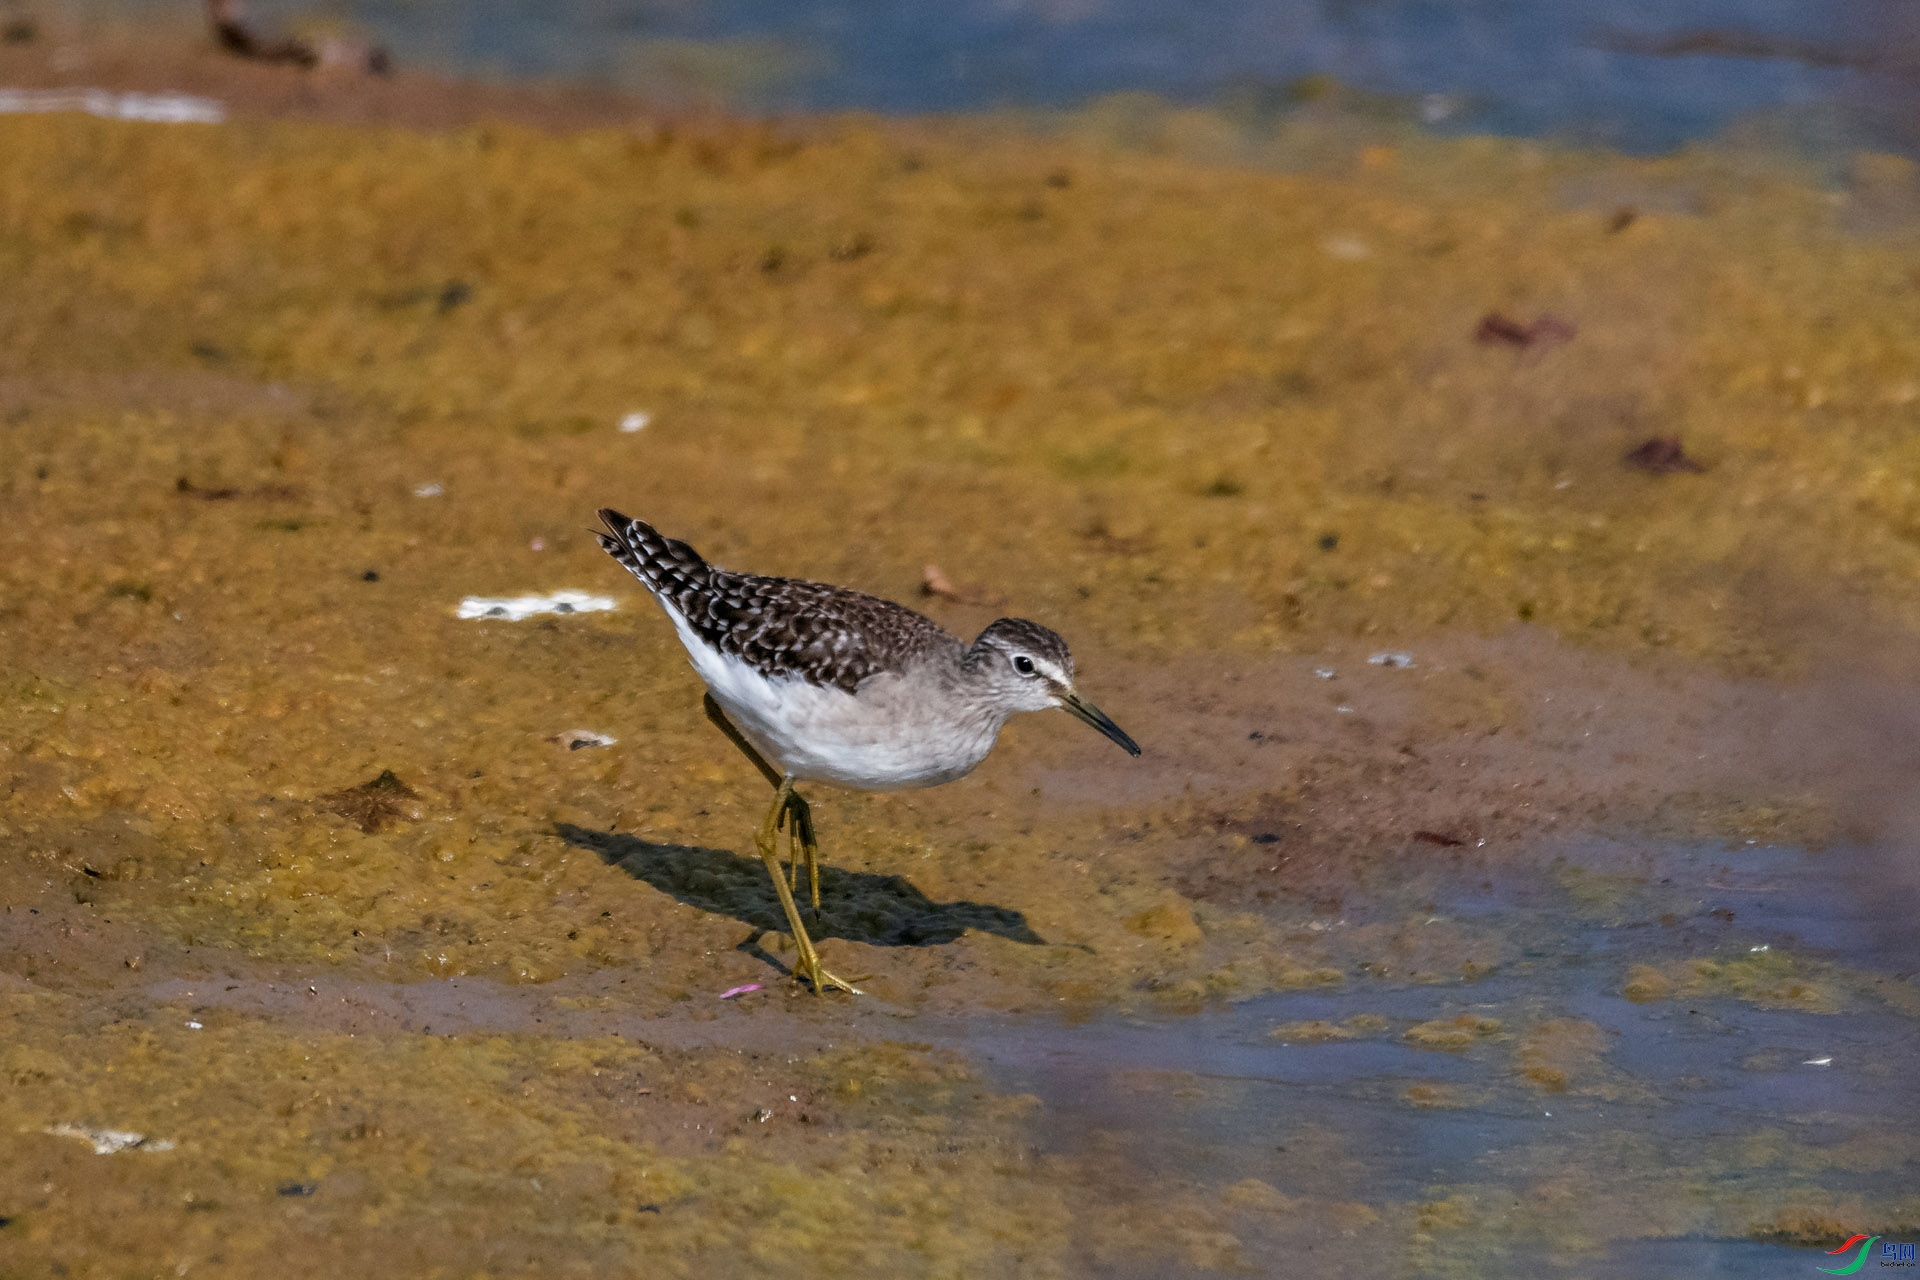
1058,690 -> 1141,756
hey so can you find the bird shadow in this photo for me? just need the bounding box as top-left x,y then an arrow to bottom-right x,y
555,823 -> 1046,948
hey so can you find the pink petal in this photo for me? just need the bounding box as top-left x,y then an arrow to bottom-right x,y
719,983 -> 763,999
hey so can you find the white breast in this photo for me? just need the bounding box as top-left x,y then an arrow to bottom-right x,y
663,609 -> 1003,791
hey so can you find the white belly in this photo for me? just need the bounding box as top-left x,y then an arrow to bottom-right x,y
667,613 -> 1002,790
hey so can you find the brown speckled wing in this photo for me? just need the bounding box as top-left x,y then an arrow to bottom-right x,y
596,508 -> 956,694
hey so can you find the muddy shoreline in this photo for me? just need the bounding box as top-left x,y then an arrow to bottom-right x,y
4,25 -> 1920,1277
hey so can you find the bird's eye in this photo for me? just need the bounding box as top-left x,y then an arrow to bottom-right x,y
1013,655 -> 1036,676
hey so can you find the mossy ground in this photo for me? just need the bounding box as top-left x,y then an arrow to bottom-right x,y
2,61 -> 1918,1277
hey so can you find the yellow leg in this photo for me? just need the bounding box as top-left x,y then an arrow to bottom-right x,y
755,779 -> 859,996
774,800 -> 801,894
702,694 -> 842,967
785,789 -> 822,910
706,693 -> 825,911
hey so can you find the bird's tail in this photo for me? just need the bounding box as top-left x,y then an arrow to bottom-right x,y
595,508 -> 713,605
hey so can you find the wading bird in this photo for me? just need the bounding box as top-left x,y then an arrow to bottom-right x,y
595,509 -> 1140,993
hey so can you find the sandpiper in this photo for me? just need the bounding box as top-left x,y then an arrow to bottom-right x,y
595,508 -> 1140,994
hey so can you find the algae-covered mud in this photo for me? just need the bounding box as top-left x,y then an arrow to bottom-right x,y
4,42 -> 1920,1279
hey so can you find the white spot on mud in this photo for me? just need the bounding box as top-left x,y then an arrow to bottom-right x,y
551,729 -> 617,750
0,88 -> 224,124
45,1124 -> 174,1154
456,591 -> 616,621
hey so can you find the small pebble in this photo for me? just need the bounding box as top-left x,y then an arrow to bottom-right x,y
1474,311 -> 1576,349
921,564 -> 960,600
1623,436 -> 1705,474
1368,651 -> 1414,669
619,411 -> 651,434
413,482 -> 444,498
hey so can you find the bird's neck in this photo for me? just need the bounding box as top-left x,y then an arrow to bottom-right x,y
933,650 -> 1016,736
958,639 -> 997,677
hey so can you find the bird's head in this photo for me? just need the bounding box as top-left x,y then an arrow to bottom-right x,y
967,618 -> 1140,755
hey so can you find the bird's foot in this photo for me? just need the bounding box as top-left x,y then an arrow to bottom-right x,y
790,936 -> 862,995
796,960 -> 863,997
754,780 -> 858,995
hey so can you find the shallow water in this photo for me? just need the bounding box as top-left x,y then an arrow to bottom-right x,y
73,0 -> 1919,150
86,836 -> 1912,1275
931,838 -> 1920,1275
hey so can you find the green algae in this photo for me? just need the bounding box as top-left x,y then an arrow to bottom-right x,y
1621,945 -> 1874,1014
8,113 -> 1920,676
2,98 -> 1920,1278
6,108 -> 1920,995
0,990 -> 1074,1278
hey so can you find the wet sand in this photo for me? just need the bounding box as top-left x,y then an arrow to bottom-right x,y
3,26 -> 1920,1278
